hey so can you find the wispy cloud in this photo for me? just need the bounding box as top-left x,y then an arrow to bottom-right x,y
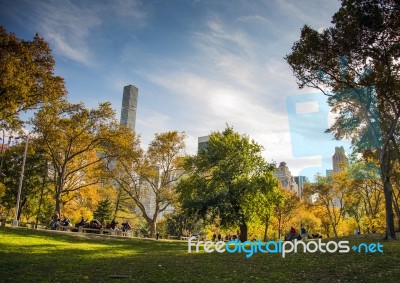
143,12 -> 335,175
31,1 -> 101,66
111,0 -> 147,26
2,0 -> 149,66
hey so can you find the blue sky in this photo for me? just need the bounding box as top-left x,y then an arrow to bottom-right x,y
0,0 -> 351,179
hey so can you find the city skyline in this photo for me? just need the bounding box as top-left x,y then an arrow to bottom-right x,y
0,0 -> 350,180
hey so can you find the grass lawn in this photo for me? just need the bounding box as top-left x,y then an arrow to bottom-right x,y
0,227 -> 399,282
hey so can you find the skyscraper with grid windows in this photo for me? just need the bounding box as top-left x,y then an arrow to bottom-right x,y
120,85 -> 138,131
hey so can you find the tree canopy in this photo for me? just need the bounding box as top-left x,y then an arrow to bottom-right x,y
178,126 -> 278,241
105,130 -> 186,238
0,26 -> 66,130
32,99 -> 122,215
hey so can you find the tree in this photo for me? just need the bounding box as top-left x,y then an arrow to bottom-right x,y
178,126 -> 278,241
106,131 -> 186,238
0,26 -> 66,130
94,199 -> 114,225
286,0 -> 400,239
303,174 -> 348,237
274,188 -> 301,240
32,99 -> 122,215
0,139 -> 47,221
249,183 -> 283,241
165,206 -> 203,237
347,161 -> 384,232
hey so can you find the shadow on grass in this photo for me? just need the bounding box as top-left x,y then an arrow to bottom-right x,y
1,227 -> 400,282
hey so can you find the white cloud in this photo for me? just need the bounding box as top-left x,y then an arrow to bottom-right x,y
8,0 -> 149,66
141,12 -> 346,177
33,1 -> 101,66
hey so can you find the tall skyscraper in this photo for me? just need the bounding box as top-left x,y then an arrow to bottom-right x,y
120,85 -> 138,131
332,146 -> 348,173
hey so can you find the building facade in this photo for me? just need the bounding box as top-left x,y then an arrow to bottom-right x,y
274,162 -> 298,195
294,175 -> 308,198
332,146 -> 348,173
198,136 -> 209,152
120,85 -> 139,131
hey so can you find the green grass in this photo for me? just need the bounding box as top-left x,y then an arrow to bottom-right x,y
0,227 -> 399,282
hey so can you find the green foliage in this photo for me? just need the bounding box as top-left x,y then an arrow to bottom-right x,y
93,199 -> 114,225
0,139 -> 48,221
164,208 -> 203,237
0,26 -> 66,130
178,126 -> 278,241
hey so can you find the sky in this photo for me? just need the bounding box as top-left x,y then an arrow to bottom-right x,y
0,0 -> 352,180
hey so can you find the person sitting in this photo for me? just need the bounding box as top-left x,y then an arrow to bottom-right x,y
289,226 -> 297,241
49,212 -> 60,230
75,217 -> 87,227
300,226 -> 307,239
89,219 -> 102,229
121,221 -> 131,232
61,217 -> 71,227
106,218 -> 118,230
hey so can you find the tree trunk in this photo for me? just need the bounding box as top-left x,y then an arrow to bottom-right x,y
263,214 -> 270,242
239,222 -> 248,242
55,175 -> 64,216
277,217 -> 282,240
149,220 -> 157,238
332,222 -> 338,237
17,198 -> 26,221
381,161 -> 396,239
55,190 -> 62,216
35,174 -> 45,229
392,193 -> 400,232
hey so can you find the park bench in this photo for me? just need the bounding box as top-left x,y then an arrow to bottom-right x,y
58,226 -> 76,232
81,227 -> 102,234
102,229 -> 118,235
80,227 -> 129,236
180,236 -> 199,241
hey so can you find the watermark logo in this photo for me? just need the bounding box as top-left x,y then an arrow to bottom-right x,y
188,237 -> 383,258
287,56 -> 382,180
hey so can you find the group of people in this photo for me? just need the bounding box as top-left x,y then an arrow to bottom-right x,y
49,212 -> 72,230
49,213 -> 132,233
76,217 -> 132,232
211,233 -> 238,242
286,225 -> 308,241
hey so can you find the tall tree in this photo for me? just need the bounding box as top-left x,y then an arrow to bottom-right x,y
274,188 -> 301,240
32,99 -> 121,215
0,27 -> 65,130
178,126 -> 278,241
303,174 -> 348,237
286,0 -> 400,239
106,131 -> 186,238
